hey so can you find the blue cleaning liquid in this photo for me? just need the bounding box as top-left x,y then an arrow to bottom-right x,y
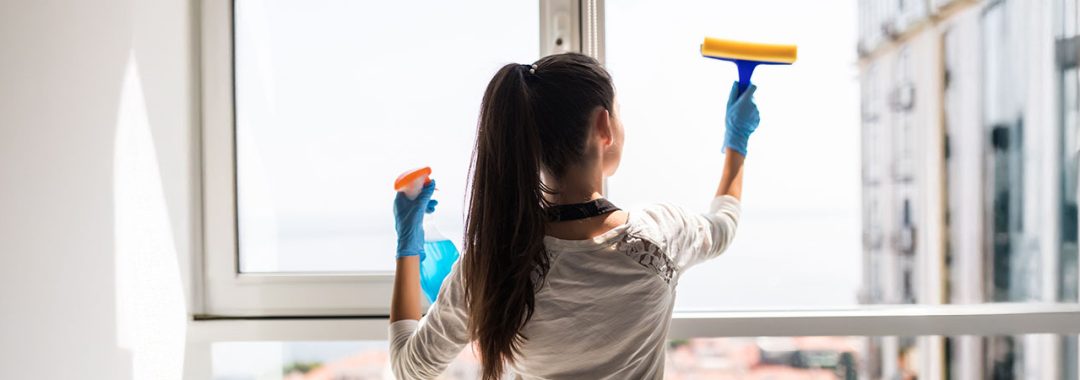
420,239 -> 460,303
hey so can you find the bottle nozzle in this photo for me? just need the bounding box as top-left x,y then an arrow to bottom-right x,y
394,166 -> 433,200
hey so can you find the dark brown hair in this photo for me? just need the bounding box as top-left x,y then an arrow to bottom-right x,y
462,52 -> 615,380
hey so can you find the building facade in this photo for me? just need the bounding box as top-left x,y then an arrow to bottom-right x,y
857,0 -> 1080,378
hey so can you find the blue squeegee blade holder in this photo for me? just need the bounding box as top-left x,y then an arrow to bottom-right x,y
705,56 -> 790,96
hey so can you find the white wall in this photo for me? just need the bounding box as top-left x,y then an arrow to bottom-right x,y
0,0 -> 198,379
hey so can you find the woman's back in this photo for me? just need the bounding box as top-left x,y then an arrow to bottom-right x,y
516,217 -> 677,379
390,198 -> 740,379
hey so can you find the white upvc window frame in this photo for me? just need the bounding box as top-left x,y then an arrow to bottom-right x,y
200,0 -> 405,317
199,0 -> 583,317
196,0 -> 1080,341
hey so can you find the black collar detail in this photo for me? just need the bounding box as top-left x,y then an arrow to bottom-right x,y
546,198 -> 621,222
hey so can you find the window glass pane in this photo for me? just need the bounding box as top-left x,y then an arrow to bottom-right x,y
605,0 -> 862,310
210,335 -> 1078,379
606,0 -> 1079,312
234,0 -> 539,272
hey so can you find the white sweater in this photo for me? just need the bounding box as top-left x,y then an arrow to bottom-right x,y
389,196 -> 741,379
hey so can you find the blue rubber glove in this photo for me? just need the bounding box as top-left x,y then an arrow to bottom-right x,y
393,179 -> 437,260
724,81 -> 761,156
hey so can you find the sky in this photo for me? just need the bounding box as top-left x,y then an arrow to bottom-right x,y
235,0 -> 863,310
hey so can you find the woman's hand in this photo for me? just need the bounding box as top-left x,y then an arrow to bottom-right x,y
392,179 -> 437,322
723,81 -> 760,156
393,180 -> 437,260
717,81 -> 758,199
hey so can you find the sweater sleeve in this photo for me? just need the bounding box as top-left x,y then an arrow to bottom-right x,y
638,195 -> 741,272
389,261 -> 470,379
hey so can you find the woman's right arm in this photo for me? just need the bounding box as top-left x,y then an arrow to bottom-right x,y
648,148 -> 744,269
652,82 -> 758,269
634,82 -> 760,271
716,149 -> 745,200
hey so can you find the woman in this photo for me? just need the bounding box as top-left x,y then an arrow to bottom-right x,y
390,52 -> 759,379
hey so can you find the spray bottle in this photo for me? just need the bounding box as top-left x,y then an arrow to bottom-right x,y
394,167 -> 461,303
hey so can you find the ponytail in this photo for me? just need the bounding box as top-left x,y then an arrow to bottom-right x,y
463,53 -> 615,380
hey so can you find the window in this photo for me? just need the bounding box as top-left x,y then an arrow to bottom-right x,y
234,0 -> 538,273
202,0 -> 539,315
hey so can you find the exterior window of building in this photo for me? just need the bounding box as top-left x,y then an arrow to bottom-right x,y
943,26 -> 958,306
862,65 -> 887,306
982,2 -> 1030,378
1061,63 -> 1078,304
1058,0 -> 1080,378
982,0 -> 1030,303
891,48 -> 916,185
890,47 -> 918,309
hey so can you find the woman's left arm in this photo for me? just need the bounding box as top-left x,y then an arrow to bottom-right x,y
389,180 -> 470,378
391,256 -> 423,322
389,261 -> 471,378
391,181 -> 436,321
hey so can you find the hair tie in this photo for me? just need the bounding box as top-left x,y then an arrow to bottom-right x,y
528,64 -> 537,75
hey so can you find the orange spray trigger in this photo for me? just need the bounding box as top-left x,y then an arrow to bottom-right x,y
394,166 -> 433,200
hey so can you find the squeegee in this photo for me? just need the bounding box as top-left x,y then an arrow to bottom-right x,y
700,37 -> 798,96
